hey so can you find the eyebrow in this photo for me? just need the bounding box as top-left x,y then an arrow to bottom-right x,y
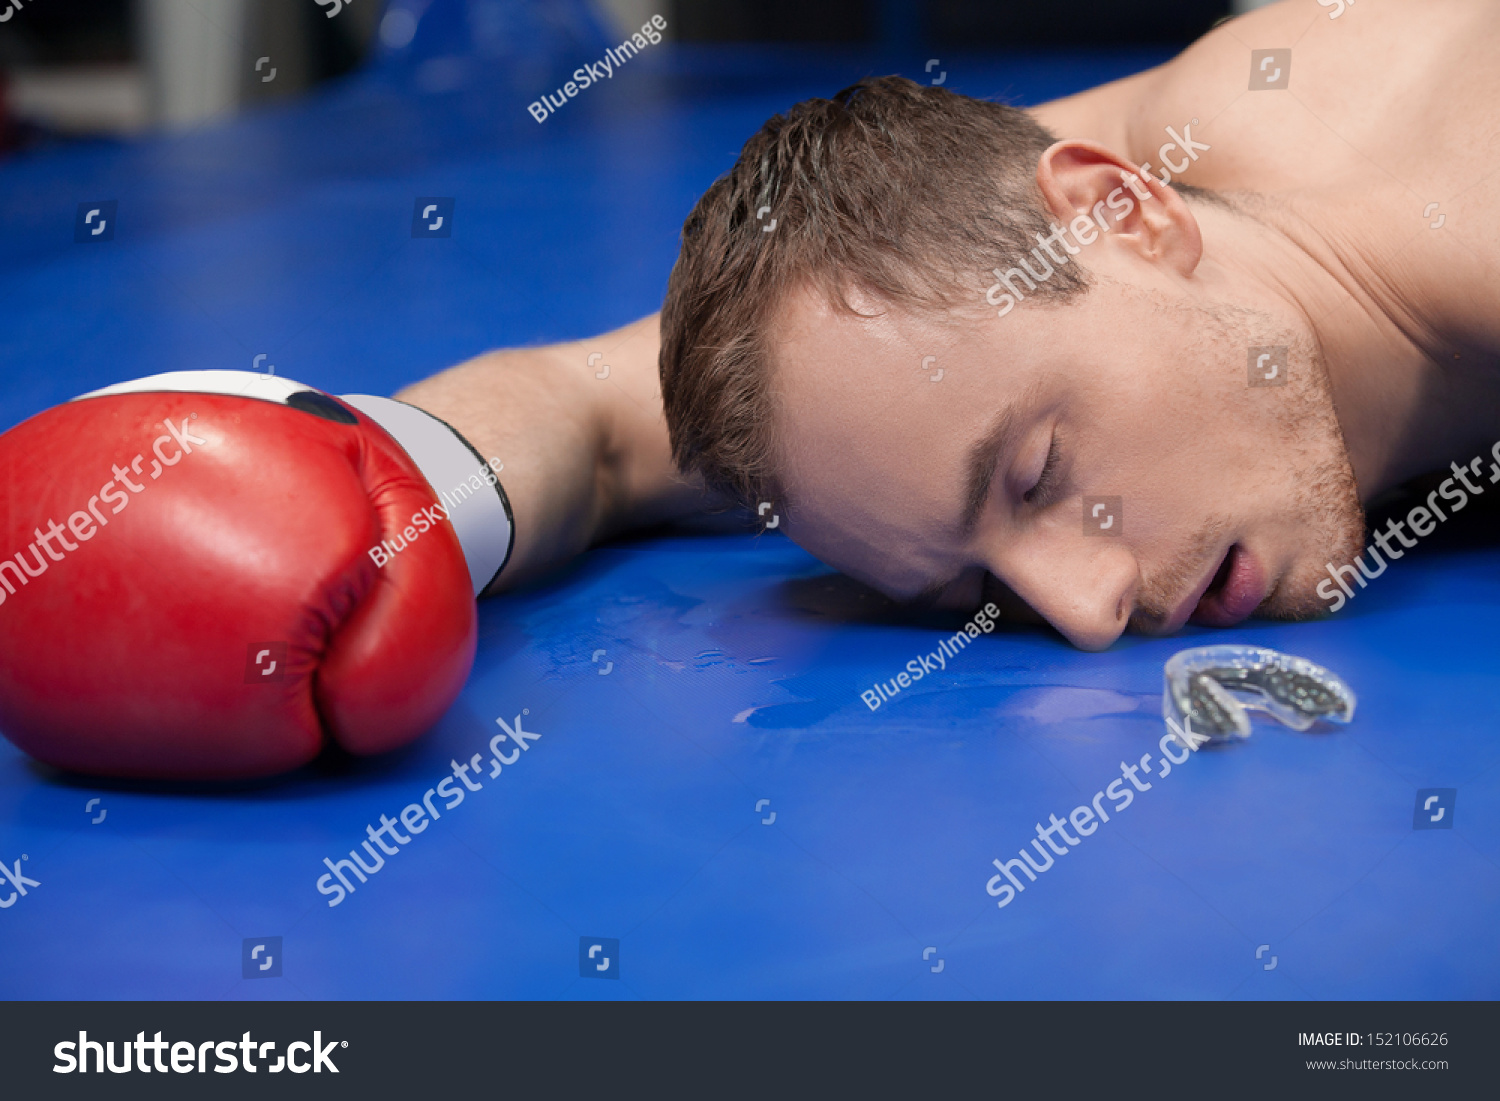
957,405 -> 1020,538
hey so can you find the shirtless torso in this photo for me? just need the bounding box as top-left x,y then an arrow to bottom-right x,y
1036,0 -> 1500,492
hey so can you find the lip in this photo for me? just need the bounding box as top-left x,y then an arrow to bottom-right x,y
1159,547 -> 1227,634
1191,543 -> 1268,628
1155,543 -> 1267,634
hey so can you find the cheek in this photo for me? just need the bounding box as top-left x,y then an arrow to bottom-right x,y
930,567 -> 986,612
782,502 -> 936,599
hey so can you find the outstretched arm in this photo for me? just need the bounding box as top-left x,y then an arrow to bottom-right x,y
395,313 -> 721,593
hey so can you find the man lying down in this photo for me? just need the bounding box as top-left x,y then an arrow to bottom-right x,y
401,0 -> 1500,653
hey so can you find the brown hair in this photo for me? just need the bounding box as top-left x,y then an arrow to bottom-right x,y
659,75 -> 1089,511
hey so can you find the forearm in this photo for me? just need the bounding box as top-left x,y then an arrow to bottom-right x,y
395,314 -> 719,593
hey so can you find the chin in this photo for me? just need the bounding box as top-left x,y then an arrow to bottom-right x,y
1258,558 -> 1349,621
1256,593 -> 1335,622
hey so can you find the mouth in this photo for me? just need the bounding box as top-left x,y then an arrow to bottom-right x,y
1190,543 -> 1268,628
1155,543 -> 1269,634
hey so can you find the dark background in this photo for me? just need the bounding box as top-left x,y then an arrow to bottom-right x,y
0,0 -> 1240,155
0,0 -> 1232,78
675,0 -> 1229,44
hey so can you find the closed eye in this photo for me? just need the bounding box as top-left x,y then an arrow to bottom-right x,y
1023,433 -> 1063,507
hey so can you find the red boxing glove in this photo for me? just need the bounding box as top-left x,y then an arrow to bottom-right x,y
0,370 -> 513,780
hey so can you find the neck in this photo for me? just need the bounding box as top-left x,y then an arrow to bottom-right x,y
1190,194 -> 1499,501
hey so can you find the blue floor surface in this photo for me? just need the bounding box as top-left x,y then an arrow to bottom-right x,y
1,41 -> 1495,1000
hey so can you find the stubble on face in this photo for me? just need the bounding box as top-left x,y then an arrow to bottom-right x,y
1251,320 -> 1367,620
1129,295 -> 1366,627
1131,513 -> 1231,629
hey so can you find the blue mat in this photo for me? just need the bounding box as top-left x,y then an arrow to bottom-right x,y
1,35 -> 1495,1000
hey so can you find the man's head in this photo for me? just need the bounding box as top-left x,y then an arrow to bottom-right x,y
659,76 -> 1364,649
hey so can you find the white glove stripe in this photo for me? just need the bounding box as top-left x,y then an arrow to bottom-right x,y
73,369 -> 316,405
340,394 -> 514,598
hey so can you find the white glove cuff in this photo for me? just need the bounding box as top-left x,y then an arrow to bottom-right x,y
340,394 -> 514,598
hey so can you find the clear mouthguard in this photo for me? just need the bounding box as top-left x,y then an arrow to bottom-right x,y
1163,645 -> 1356,746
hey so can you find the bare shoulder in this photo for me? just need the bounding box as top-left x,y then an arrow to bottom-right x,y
1038,0 -> 1500,197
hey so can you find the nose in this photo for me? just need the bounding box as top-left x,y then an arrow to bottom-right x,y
986,538 -> 1139,651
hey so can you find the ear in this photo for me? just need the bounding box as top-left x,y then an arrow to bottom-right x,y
1033,140 -> 1202,278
